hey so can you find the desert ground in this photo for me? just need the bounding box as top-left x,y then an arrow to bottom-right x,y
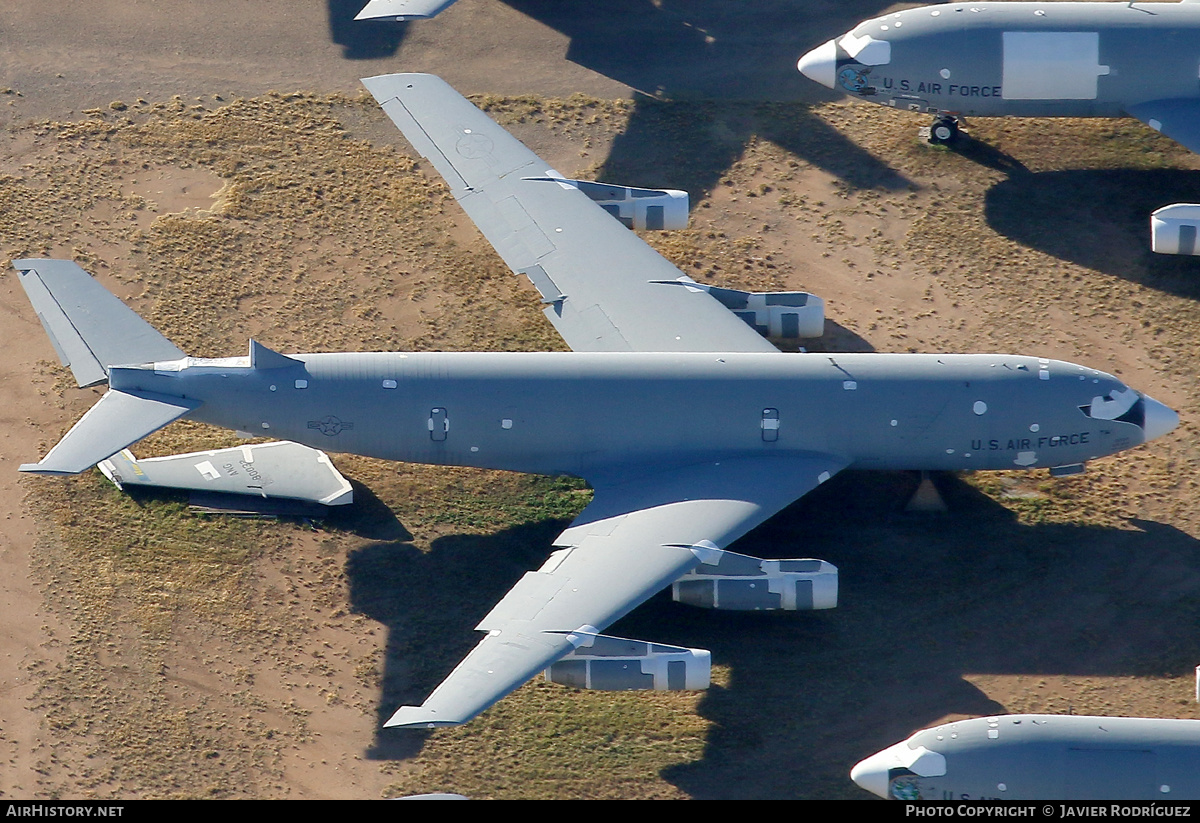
1,0 -> 1199,800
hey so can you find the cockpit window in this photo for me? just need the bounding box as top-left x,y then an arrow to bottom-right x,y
1079,387 -> 1144,428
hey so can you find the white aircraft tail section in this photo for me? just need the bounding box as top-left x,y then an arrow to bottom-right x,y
14,259 -> 186,388
14,259 -> 201,474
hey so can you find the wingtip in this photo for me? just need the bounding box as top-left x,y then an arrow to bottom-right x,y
18,463 -> 71,476
361,73 -> 435,95
354,11 -> 426,21
353,0 -> 457,21
384,705 -> 463,729
11,258 -> 42,273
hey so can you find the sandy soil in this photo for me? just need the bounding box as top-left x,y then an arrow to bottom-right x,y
1,0 -> 1199,800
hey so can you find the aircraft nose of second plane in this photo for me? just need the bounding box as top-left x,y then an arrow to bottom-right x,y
1142,394 -> 1180,443
851,740 -> 947,798
849,749 -> 892,798
797,39 -> 838,89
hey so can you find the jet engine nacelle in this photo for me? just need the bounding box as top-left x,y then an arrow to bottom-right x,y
673,550 -> 837,611
711,288 -> 825,340
649,276 -> 825,339
527,177 -> 689,230
544,632 -> 711,691
1151,203 -> 1200,255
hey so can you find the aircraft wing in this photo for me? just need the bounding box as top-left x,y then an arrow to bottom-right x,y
362,73 -> 779,355
1126,98 -> 1200,155
386,453 -> 847,728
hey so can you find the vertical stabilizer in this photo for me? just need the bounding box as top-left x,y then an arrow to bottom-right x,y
250,339 -> 303,369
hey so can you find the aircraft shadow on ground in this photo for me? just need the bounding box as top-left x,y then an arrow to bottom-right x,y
328,0 -> 407,59
985,169 -> 1200,300
346,517 -> 571,758
326,480 -> 413,542
326,1 -> 910,202
594,98 -> 909,216
949,133 -> 1031,177
650,471 -> 1200,798
808,318 -> 875,354
502,0 -> 894,103
341,469 -> 1200,796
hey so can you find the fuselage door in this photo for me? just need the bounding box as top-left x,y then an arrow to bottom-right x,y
429,407 -> 449,441
761,408 -> 780,443
1001,32 -> 1106,100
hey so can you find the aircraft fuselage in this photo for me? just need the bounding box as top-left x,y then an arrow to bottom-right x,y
853,714 -> 1200,800
107,351 -> 1165,480
801,2 -> 1200,118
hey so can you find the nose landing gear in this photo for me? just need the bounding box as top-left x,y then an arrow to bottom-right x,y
928,115 -> 960,145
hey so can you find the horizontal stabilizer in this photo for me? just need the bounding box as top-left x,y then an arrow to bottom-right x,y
20,389 -> 201,475
98,442 -> 353,505
186,493 -> 334,518
14,259 -> 186,387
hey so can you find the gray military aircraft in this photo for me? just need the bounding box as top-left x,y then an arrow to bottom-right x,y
798,1 -> 1200,147
853,714 -> 1200,800
15,73 -> 1178,730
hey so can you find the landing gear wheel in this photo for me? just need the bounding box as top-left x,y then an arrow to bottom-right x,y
928,116 -> 960,146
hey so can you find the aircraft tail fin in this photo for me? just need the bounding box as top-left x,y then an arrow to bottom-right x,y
14,259 -> 186,388
15,259 -> 199,475
20,389 -> 201,476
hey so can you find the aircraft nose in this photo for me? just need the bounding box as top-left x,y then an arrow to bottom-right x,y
851,741 -> 947,797
1142,394 -> 1179,442
798,39 -> 838,89
850,748 -> 892,798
